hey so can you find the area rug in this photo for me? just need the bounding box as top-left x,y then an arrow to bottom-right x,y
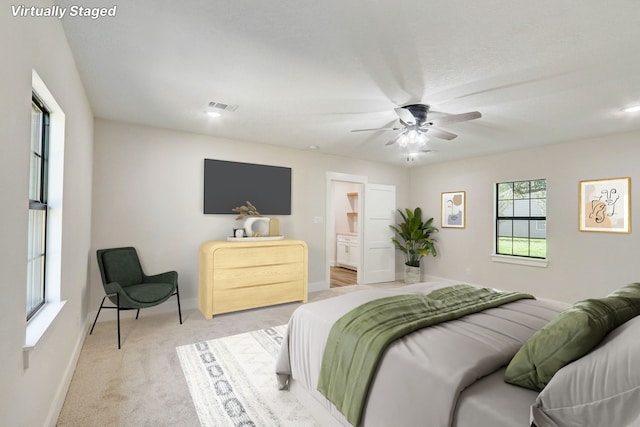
177,325 -> 319,426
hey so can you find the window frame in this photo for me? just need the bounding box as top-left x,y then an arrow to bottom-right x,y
27,93 -> 50,321
493,179 -> 548,267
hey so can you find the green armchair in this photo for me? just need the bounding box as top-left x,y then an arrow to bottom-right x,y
90,247 -> 182,348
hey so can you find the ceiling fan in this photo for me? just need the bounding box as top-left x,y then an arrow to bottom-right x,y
352,104 -> 481,149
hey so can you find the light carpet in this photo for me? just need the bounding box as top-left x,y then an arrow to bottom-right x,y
177,325 -> 319,427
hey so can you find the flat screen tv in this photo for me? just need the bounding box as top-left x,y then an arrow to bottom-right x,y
203,159 -> 292,215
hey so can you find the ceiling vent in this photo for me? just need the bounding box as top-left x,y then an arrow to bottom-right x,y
208,101 -> 239,112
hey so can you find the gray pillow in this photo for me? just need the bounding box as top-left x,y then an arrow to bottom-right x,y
530,315 -> 640,427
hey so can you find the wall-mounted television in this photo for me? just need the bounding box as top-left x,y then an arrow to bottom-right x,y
203,159 -> 292,215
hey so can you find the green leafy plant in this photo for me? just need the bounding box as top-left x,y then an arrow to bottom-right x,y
390,207 -> 439,267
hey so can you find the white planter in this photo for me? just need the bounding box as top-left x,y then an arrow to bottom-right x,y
404,265 -> 421,284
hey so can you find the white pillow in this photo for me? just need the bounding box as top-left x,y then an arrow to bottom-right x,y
531,315 -> 640,427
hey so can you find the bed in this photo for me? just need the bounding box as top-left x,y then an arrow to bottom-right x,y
275,281 -> 640,427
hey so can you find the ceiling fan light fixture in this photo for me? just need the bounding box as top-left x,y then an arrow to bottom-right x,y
397,133 -> 408,148
397,130 -> 428,148
417,132 -> 428,147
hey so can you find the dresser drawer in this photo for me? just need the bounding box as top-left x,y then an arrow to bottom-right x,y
212,280 -> 303,314
213,263 -> 304,290
213,245 -> 303,269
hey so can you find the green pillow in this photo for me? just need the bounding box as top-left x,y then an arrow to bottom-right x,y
504,283 -> 640,391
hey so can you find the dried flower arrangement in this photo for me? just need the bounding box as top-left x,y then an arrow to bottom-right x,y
232,201 -> 261,220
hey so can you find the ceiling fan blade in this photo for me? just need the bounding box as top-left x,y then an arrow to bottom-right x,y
351,127 -> 401,132
425,127 -> 458,140
385,132 -> 405,146
428,111 -> 481,126
394,107 -> 416,125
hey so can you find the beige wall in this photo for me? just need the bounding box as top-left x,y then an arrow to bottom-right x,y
410,131 -> 640,303
0,8 -> 94,427
90,119 -> 410,313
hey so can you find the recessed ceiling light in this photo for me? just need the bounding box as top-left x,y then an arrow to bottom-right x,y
307,145 -> 320,151
206,110 -> 221,118
623,105 -> 640,113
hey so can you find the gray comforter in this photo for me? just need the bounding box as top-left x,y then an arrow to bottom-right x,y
276,282 -> 565,427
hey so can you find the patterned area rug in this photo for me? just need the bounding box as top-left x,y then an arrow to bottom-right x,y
177,325 -> 318,427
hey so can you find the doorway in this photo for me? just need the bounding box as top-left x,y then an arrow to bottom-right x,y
325,172 -> 397,289
326,173 -> 366,288
329,179 -> 363,288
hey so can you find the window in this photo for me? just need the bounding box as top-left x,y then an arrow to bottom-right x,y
27,94 -> 49,320
496,179 -> 546,259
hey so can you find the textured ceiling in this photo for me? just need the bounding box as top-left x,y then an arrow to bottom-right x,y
57,0 -> 640,166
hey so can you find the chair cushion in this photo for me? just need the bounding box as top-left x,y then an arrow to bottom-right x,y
102,248 -> 143,286
124,282 -> 175,304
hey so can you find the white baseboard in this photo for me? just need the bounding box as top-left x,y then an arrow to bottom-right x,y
308,281 -> 329,293
47,317 -> 89,427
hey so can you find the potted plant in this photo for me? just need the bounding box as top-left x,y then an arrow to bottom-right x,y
390,207 -> 439,284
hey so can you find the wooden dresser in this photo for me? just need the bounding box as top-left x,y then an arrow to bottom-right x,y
198,239 -> 308,319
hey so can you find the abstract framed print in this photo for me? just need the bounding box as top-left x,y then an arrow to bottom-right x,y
579,177 -> 630,233
441,191 -> 465,228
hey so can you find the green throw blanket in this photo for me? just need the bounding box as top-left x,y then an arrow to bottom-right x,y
317,284 -> 534,426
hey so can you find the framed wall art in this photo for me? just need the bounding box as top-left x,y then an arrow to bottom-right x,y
579,177 -> 631,233
441,191 -> 465,228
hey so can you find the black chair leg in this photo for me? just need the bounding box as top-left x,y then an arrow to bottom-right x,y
176,284 -> 183,324
89,296 -> 107,335
90,293 -> 130,349
135,309 -> 140,320
116,293 -> 121,350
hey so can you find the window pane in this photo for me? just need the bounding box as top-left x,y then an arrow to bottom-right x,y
27,209 -> 46,316
531,179 -> 546,199
31,103 -> 43,154
26,255 -> 45,315
498,220 -> 512,237
531,220 -> 546,238
513,199 -> 530,216
498,200 -> 513,216
30,153 -> 42,200
28,209 -> 45,258
30,102 -> 44,201
531,238 -> 547,258
513,238 -> 530,256
530,221 -> 547,258
497,183 -> 513,200
531,199 -> 546,216
514,181 -> 530,199
497,237 -> 513,255
513,220 -> 529,238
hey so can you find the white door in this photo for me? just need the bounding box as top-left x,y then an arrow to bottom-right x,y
362,184 -> 396,284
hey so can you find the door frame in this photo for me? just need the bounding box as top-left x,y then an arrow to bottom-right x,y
326,172 -> 367,286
